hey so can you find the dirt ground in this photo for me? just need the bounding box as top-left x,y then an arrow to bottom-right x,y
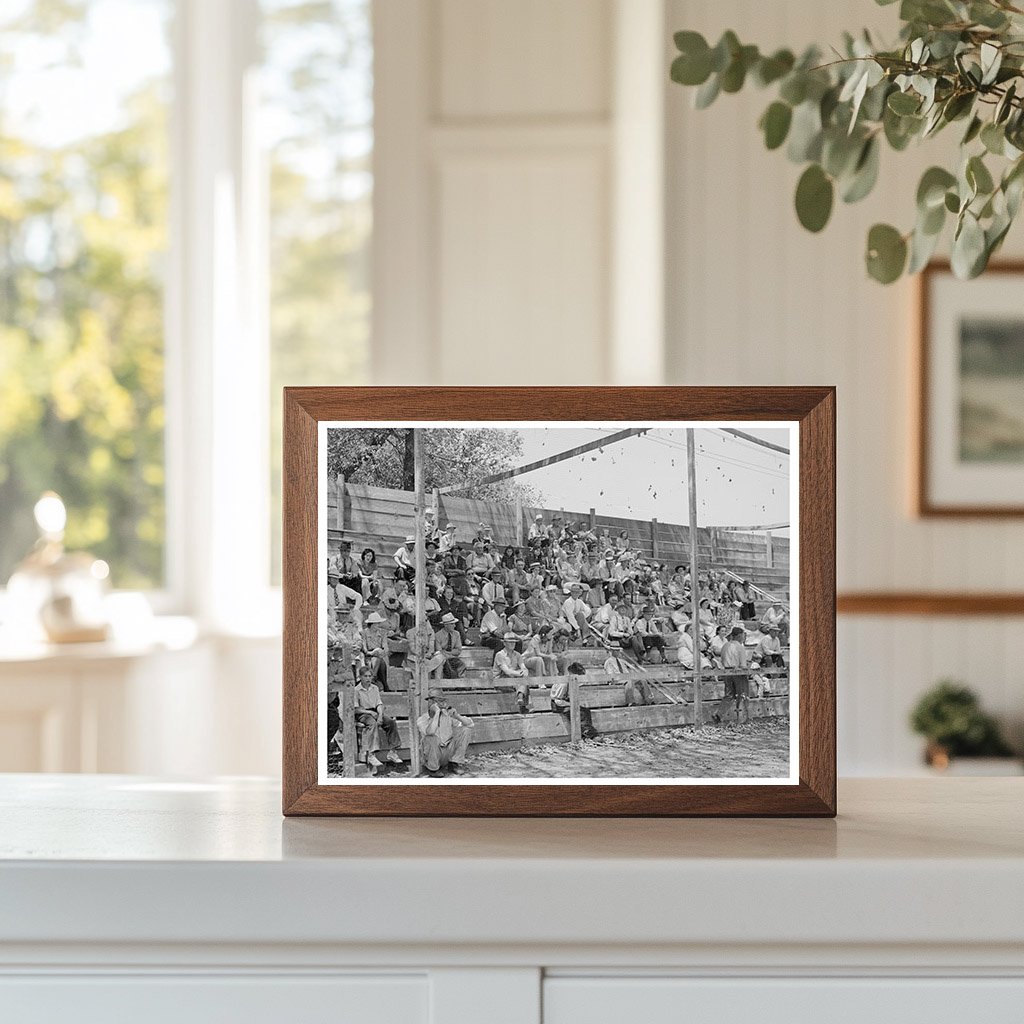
460,718 -> 791,779
329,719 -> 791,780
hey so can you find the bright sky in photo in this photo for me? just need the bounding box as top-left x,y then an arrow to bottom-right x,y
514,427 -> 791,532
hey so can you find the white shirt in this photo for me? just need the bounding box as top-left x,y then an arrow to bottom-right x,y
562,597 -> 590,622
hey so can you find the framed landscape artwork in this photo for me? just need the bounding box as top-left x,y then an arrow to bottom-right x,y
282,387 -> 836,817
918,262 -> 1024,516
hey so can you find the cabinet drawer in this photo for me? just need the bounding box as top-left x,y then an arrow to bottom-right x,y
0,974 -> 427,1024
544,977 -> 1024,1024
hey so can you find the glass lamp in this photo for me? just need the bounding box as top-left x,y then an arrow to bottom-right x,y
5,493 -> 111,645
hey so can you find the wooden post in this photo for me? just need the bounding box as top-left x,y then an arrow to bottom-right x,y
709,526 -> 719,565
686,429 -> 702,726
515,494 -> 524,547
651,517 -> 659,559
765,530 -> 774,568
335,473 -> 346,533
568,675 -> 582,743
341,662 -> 356,779
410,428 -> 427,776
589,507 -> 596,531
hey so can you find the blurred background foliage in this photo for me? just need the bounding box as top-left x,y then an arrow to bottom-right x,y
0,0 -> 372,589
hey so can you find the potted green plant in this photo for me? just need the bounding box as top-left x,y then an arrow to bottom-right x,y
909,679 -> 1018,771
670,0 -> 1024,283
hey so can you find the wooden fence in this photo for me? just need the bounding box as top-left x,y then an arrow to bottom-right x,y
327,479 -> 790,591
329,656 -> 789,778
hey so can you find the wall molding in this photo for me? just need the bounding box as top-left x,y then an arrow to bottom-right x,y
838,592 -> 1024,616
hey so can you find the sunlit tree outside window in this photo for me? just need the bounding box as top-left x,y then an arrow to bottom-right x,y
0,0 -> 171,588
262,0 -> 372,582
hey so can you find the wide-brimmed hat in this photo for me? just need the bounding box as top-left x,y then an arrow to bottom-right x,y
427,689 -> 445,701
383,594 -> 401,610
502,631 -> 518,641
440,612 -> 458,624
534,513 -> 544,520
404,535 -> 414,543
365,611 -> 386,625
767,625 -> 781,633
545,584 -> 558,591
493,596 -> 507,605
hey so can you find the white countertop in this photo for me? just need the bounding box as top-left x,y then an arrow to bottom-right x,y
1,776 -> 1022,954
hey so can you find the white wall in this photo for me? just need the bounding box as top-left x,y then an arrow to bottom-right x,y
664,0 -> 1024,771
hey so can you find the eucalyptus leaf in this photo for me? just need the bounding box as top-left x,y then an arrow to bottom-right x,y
754,49 -> 795,87
779,73 -> 807,106
951,211 -> 986,278
760,101 -> 793,150
888,90 -> 921,115
795,164 -> 834,232
962,115 -> 983,145
967,154 -> 995,195
981,121 -> 1005,155
908,221 -> 943,273
842,137 -> 881,203
787,100 -> 823,162
917,166 -> 957,210
694,73 -> 721,109
980,42 -> 1003,86
866,223 -> 908,283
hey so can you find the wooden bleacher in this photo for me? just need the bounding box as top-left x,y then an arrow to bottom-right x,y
330,647 -> 790,777
326,478 -> 791,614
325,479 -> 791,776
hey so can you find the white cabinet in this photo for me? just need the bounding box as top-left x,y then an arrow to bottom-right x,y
1,975 -> 428,1024
544,977 -> 1024,1024
1,778 -> 1022,1024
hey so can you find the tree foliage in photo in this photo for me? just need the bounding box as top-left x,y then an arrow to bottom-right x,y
671,0 -> 1024,283
327,427 -> 540,505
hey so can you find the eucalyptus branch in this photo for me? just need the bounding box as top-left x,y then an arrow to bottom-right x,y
670,0 -> 1024,283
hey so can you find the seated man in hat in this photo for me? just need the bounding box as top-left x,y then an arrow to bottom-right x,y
479,597 -> 509,653
629,605 -> 667,664
760,601 -> 789,644
756,625 -> 786,668
561,582 -> 592,643
528,513 -> 546,549
353,664 -> 406,773
494,631 -> 532,713
393,536 -> 417,582
404,619 -> 444,681
435,612 -> 466,679
361,610 -> 391,688
327,604 -> 362,669
417,690 -> 475,777
438,521 -> 458,554
481,567 -> 507,609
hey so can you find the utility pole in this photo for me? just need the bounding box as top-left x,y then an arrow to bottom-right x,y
686,428 -> 702,727
410,428 -> 427,775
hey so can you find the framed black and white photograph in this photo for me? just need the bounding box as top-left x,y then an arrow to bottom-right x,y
918,262 -> 1024,517
283,387 -> 835,816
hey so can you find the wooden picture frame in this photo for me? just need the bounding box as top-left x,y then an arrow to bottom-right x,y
283,387 -> 836,817
916,260 -> 1024,517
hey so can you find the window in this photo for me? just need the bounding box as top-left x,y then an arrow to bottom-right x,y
0,0 -> 172,589
261,0 -> 372,581
0,0 -> 373,616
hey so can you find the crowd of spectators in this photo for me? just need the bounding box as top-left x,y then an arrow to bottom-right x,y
326,511 -> 790,701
